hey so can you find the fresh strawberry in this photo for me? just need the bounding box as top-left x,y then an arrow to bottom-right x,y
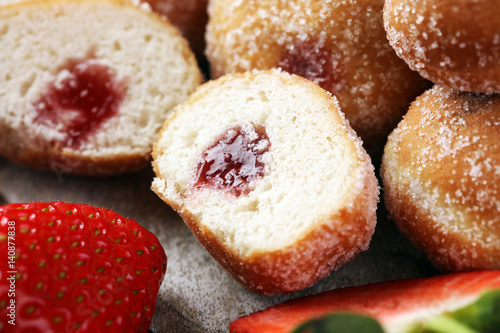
0,202 -> 167,333
230,271 -> 500,333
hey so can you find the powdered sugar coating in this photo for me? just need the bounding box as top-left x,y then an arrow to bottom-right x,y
382,85 -> 500,271
206,0 -> 428,156
384,0 -> 500,93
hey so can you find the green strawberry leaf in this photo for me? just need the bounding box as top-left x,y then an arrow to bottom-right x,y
411,289 -> 500,333
451,289 -> 500,332
292,313 -> 385,333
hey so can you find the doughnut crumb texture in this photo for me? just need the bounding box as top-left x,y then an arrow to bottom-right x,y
152,70 -> 379,295
382,85 -> 500,272
0,0 -> 201,176
384,0 -> 500,93
206,0 -> 429,156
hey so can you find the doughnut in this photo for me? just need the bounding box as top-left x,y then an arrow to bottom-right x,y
205,0 -> 429,156
384,0 -> 500,93
152,70 -> 379,295
382,84 -> 500,272
0,0 -> 201,176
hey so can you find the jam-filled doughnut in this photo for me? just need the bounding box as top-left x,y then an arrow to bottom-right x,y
206,0 -> 429,156
0,0 -> 201,176
152,70 -> 379,295
382,85 -> 500,272
384,0 -> 500,93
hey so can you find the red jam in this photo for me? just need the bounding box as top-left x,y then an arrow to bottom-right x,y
278,41 -> 338,93
193,124 -> 270,197
34,58 -> 127,148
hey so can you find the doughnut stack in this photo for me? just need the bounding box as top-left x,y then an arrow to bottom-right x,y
382,0 -> 500,271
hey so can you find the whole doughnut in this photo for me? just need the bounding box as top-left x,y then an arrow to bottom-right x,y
382,85 -> 500,272
384,0 -> 500,93
206,0 -> 429,157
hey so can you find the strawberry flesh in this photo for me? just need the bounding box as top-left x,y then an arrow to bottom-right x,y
0,202 -> 166,332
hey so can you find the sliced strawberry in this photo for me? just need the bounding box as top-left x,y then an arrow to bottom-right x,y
230,271 -> 500,333
0,202 -> 167,333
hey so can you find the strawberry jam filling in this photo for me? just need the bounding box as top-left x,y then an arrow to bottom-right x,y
194,124 -> 270,197
34,58 -> 127,148
278,40 -> 338,93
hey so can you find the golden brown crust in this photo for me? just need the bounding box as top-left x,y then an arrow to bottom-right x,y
176,191 -> 375,295
206,0 -> 429,157
0,145 -> 150,176
0,116 -> 151,176
384,0 -> 500,93
384,187 -> 500,272
382,85 -> 500,271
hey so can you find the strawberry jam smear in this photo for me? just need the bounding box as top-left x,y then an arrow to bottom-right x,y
278,40 -> 338,93
34,58 -> 127,148
194,124 -> 270,197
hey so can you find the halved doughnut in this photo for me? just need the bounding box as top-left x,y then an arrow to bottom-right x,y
152,70 -> 379,294
0,0 -> 201,175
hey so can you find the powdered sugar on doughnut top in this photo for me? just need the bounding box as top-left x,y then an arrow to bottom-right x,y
384,0 -> 500,93
383,85 -> 500,264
